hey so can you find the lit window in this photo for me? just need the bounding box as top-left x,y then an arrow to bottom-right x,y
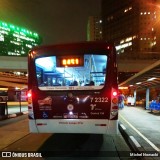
147,77 -> 156,81
132,35 -> 136,39
0,35 -> 4,41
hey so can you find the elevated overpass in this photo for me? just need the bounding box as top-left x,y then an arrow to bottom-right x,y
0,72 -> 27,89
0,56 -> 27,88
0,56 -> 158,72
0,56 -> 158,88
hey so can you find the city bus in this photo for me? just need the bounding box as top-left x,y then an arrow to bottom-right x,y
28,41 -> 118,134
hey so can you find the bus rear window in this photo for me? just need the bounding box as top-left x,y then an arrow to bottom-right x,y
35,54 -> 107,90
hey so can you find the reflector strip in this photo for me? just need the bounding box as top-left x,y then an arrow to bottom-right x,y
37,123 -> 47,126
95,124 -> 106,126
28,106 -> 32,109
112,106 -> 118,109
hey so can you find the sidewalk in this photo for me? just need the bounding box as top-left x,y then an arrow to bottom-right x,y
0,102 -> 28,120
118,105 -> 160,159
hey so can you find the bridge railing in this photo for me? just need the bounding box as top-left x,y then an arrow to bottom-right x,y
0,72 -> 27,79
0,72 -> 27,83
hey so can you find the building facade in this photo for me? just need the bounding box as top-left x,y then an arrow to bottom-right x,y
101,0 -> 160,60
87,16 -> 103,41
0,20 -> 42,56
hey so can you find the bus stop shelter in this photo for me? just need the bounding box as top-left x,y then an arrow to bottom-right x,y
119,59 -> 160,109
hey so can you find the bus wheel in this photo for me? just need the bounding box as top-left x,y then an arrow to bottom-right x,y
0,97 -> 3,102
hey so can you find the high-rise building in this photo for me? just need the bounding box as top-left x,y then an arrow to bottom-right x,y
0,20 -> 42,56
87,16 -> 103,41
101,0 -> 160,60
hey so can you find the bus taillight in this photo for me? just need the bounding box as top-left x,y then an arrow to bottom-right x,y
27,89 -> 34,119
112,90 -> 118,104
112,98 -> 118,104
27,93 -> 32,98
27,90 -> 32,104
112,91 -> 117,97
110,88 -> 118,119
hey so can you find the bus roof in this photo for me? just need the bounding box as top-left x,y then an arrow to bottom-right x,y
30,41 -> 115,54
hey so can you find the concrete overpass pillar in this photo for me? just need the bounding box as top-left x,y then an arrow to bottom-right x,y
134,90 -> 136,106
146,88 -> 150,110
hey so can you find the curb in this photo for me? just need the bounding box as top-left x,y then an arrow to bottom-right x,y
118,122 -> 155,160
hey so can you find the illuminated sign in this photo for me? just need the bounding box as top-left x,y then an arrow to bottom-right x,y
58,56 -> 83,67
62,58 -> 79,66
0,20 -> 41,56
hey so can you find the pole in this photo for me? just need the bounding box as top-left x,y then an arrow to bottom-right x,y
19,90 -> 22,113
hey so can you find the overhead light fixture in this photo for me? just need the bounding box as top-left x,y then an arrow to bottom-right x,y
119,87 -> 128,89
136,82 -> 142,85
147,77 -> 156,81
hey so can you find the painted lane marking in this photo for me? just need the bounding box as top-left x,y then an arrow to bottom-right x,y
120,114 -> 160,152
120,124 -> 126,130
130,136 -> 141,148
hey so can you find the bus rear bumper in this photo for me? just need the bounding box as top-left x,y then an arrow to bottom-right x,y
29,119 -> 118,134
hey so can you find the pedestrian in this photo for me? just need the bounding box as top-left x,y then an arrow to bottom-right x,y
118,93 -> 125,109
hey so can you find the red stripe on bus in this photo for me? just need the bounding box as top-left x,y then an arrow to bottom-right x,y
37,123 -> 47,126
95,124 -> 106,126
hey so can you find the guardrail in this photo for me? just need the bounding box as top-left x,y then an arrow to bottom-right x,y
0,72 -> 27,78
0,72 -> 27,83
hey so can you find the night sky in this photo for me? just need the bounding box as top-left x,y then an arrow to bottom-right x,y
0,0 -> 101,45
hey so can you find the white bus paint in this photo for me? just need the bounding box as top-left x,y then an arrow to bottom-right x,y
29,119 -> 118,134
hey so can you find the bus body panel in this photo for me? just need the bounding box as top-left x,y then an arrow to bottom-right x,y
30,91 -> 111,120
